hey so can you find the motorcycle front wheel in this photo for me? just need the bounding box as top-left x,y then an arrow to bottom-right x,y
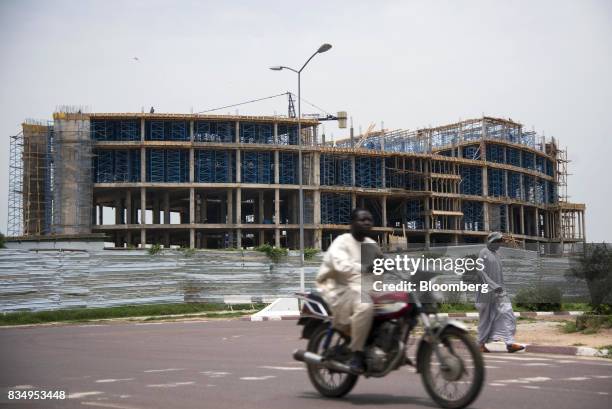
306,325 -> 359,398
420,327 -> 485,409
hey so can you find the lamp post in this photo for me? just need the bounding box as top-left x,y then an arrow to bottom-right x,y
270,43 -> 332,291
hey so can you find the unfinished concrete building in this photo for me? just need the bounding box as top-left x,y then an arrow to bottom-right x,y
7,110 -> 586,253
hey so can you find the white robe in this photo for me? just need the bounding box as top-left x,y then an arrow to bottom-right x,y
475,247 -> 516,345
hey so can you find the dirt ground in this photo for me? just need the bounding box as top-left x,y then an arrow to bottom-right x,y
464,316 -> 612,349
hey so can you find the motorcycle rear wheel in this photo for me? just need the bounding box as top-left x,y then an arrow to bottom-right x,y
306,325 -> 359,398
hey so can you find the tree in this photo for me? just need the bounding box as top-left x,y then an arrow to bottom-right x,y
569,243 -> 612,315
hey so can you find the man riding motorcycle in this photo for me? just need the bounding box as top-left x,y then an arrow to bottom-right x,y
315,208 -> 381,373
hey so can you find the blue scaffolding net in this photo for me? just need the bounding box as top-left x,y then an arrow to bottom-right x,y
94,149 -> 141,183
321,193 -> 351,224
320,154 -> 352,186
146,149 -> 189,182
240,123 -> 273,144
241,151 -> 272,184
462,201 -> 484,231
488,168 -> 506,197
508,171 -> 522,199
194,121 -> 234,142
355,156 -> 382,188
195,150 -> 235,183
145,121 -> 189,141
91,120 -> 140,141
459,166 -> 482,195
406,199 -> 424,230
279,152 -> 298,184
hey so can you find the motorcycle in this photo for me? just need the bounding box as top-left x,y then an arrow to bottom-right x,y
293,289 -> 484,409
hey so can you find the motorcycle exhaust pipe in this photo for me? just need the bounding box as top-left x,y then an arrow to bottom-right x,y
293,349 -> 354,374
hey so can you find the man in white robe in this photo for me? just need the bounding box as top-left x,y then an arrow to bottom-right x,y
316,208 -> 380,373
476,232 -> 524,353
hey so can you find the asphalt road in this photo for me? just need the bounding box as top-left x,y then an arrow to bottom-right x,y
1,319 -> 611,409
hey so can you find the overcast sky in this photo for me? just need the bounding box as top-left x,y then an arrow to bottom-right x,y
0,0 -> 610,241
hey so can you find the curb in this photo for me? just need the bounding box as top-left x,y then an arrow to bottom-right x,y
243,311 -> 585,321
524,345 -> 609,357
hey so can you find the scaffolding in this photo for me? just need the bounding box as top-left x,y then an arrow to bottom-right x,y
506,147 -> 521,167
462,145 -> 480,160
488,168 -> 505,197
320,154 -> 351,186
523,175 -> 535,203
459,166 -> 482,195
7,133 -> 24,236
240,123 -> 273,144
321,193 -> 351,224
462,201 -> 484,231
144,149 -> 189,182
241,151 -> 272,184
406,199 -> 424,230
355,156 -> 382,188
277,124 -> 298,145
195,121 -> 234,142
522,150 -> 535,169
91,120 -> 140,141
486,144 -> 505,163
279,152 -> 297,184
195,150 -> 234,183
508,171 -> 522,199
489,204 -> 507,232
145,120 -> 189,141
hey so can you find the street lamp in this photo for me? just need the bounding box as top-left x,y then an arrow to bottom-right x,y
270,43 -> 332,291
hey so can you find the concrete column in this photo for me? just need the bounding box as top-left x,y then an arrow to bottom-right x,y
140,188 -> 146,224
274,151 -> 279,184
482,166 -> 489,197
534,208 -> 540,237
504,170 -> 508,198
190,188 -> 195,224
581,211 -> 586,241
141,118 -> 145,142
483,203 -> 490,232
424,197 -> 431,250
351,193 -> 357,209
236,188 -> 242,225
126,191 -> 132,224
235,121 -> 240,143
381,196 -> 387,227
351,156 -> 356,186
274,188 -> 281,247
141,148 -> 146,183
313,152 -> 320,186
140,188 -> 146,246
273,122 -> 278,144
162,192 -> 170,224
314,189 -> 322,250
227,190 -> 233,224
505,205 -> 510,234
236,149 -> 241,183
190,228 -> 195,249
381,156 -> 386,188
520,205 -> 525,235
189,148 -> 195,183
189,120 -> 194,142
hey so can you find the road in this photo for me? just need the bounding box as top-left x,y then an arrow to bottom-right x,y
1,319 -> 611,409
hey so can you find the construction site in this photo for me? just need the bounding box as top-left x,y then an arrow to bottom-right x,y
7,106 -> 586,253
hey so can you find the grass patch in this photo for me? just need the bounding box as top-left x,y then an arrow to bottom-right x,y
560,321 -> 578,333
0,303 -> 265,326
437,303 -> 476,313
572,343 -> 586,346
255,244 -> 288,263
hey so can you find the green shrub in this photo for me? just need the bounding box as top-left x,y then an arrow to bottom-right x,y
576,315 -> 612,333
255,244 -> 288,263
0,232 -> 5,248
560,321 -> 578,333
148,243 -> 163,255
514,285 -> 562,312
178,247 -> 196,257
304,248 -> 319,260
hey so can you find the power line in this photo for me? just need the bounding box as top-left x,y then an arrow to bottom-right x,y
196,92 -> 289,114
